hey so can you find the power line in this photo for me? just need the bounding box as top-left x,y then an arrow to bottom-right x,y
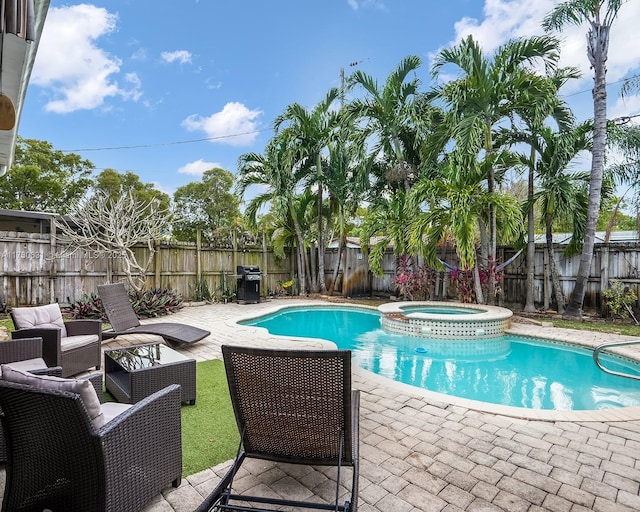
59,73 -> 640,154
560,73 -> 640,99
60,128 -> 273,153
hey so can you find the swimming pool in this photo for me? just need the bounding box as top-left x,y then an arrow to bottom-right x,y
240,305 -> 640,411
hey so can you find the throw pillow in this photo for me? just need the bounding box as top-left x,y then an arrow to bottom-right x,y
1,365 -> 104,428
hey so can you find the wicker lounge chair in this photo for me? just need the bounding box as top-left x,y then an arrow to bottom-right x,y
195,345 -> 360,512
98,282 -> 210,349
0,372 -> 182,512
10,303 -> 102,377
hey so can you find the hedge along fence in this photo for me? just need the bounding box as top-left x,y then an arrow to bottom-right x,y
0,228 -> 639,310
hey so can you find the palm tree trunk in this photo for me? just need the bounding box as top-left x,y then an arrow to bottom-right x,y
316,155 -> 328,294
477,219 -> 489,304
545,213 -> 565,314
329,213 -> 346,296
524,148 -> 537,312
473,264 -> 484,304
290,203 -> 307,295
309,241 -> 318,293
564,23 -> 609,318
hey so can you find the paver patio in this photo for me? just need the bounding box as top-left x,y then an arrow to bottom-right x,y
6,298 -> 640,512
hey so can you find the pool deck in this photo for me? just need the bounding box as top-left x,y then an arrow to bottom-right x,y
12,298 -> 640,512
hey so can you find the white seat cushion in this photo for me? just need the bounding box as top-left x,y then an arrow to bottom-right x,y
101,402 -> 133,424
0,358 -> 48,376
60,334 -> 99,351
11,304 -> 68,337
1,365 -> 104,428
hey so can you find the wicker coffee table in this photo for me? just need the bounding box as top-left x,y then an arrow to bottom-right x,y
104,343 -> 196,405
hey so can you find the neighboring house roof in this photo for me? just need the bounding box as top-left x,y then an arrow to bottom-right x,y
0,207 -> 57,233
0,0 -> 51,175
533,231 -> 640,245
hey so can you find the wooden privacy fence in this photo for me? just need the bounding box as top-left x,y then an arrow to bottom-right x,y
0,231 -> 293,307
0,229 -> 639,311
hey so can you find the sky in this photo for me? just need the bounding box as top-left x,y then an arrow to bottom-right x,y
16,0 -> 640,204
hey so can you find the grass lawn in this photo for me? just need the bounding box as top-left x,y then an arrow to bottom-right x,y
103,359 -> 239,477
180,359 -> 239,476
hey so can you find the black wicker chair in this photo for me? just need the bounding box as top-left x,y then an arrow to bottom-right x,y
195,346 -> 360,512
0,378 -> 182,512
98,282 -> 210,348
0,336 -> 63,463
10,303 -> 102,377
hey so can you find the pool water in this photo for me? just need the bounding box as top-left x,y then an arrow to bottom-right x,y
240,306 -> 640,411
400,305 -> 483,315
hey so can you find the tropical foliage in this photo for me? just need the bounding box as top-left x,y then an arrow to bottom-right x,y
8,3 -> 639,311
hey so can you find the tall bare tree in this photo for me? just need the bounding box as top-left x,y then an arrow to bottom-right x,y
55,189 -> 173,292
543,0 -> 623,318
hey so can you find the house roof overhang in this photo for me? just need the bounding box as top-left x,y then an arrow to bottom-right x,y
0,0 -> 50,176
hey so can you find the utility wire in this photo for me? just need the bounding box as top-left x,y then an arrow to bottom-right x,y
60,128 -> 273,152
60,73 -> 640,154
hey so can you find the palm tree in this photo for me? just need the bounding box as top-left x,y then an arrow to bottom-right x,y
543,0 -> 623,318
324,119 -> 370,295
274,89 -> 340,294
348,55 -> 422,192
503,66 -> 579,311
359,189 -> 416,279
236,136 -> 309,295
408,155 -> 524,303
527,123 -> 592,313
603,123 -> 640,240
431,34 -> 561,304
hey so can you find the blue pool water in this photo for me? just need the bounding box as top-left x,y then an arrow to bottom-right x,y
400,305 -> 482,315
240,306 -> 640,411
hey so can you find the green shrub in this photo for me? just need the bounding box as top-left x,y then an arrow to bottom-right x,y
65,292 -> 104,319
130,287 -> 184,317
602,280 -> 638,320
66,287 -> 183,319
192,277 -> 212,302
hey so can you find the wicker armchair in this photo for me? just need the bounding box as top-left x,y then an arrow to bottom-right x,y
195,346 -> 360,512
0,336 -> 63,462
0,376 -> 182,512
10,303 -> 102,377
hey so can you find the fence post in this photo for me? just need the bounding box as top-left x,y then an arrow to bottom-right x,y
196,229 -> 202,284
49,215 -> 56,304
154,240 -> 161,288
600,245 -> 609,314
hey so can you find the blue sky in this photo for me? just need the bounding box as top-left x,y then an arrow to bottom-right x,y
17,0 -> 640,201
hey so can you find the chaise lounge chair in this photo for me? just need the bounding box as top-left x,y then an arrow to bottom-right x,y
97,283 -> 210,349
195,345 -> 360,512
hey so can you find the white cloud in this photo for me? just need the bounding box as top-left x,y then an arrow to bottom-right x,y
31,5 -> 141,113
131,48 -> 147,61
609,94 -> 640,121
347,0 -> 385,11
161,50 -> 193,64
181,102 -> 263,146
178,159 -> 223,177
440,1 -> 640,93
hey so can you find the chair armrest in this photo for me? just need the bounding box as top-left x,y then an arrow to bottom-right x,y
98,384 -> 182,496
78,372 -> 104,402
0,336 -> 43,363
65,319 -> 102,338
29,366 -> 63,377
12,328 -> 62,368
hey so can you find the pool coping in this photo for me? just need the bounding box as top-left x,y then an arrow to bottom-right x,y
228,300 -> 640,423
